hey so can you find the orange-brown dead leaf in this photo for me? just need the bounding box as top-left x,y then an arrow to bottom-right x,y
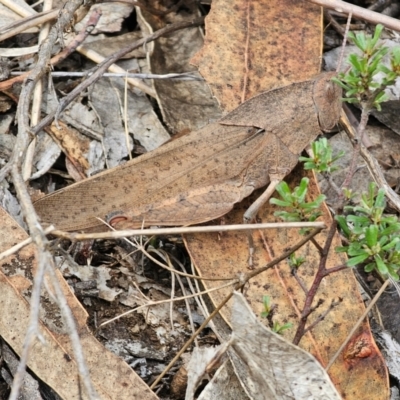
184,167 -> 388,399
185,0 -> 389,398
191,0 -> 322,111
0,207 -> 158,400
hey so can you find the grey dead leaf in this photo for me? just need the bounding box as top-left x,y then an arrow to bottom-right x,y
80,31 -> 147,59
30,131 -> 61,180
75,3 -> 134,35
0,186 -> 25,228
197,359 -> 250,400
59,258 -> 122,302
185,345 -> 225,400
374,329 -> 400,386
230,292 -> 342,400
321,125 -> 400,205
136,3 -> 221,133
1,341 -> 43,400
89,67 -> 170,164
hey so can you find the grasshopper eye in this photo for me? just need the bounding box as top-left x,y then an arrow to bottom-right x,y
313,75 -> 342,132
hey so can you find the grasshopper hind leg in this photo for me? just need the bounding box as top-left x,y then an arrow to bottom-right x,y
244,179 -> 281,267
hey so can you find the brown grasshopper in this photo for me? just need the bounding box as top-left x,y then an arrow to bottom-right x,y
33,72 -> 341,238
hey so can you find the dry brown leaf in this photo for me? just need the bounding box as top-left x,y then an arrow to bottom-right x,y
191,0 -> 322,112
0,206 -> 158,400
47,120 -> 90,180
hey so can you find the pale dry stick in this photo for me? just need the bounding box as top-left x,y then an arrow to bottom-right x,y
10,71 -> 202,80
123,72 -> 132,160
31,0 -> 44,7
17,71 -> 200,80
0,226 -> 54,262
98,280 -> 237,330
9,172 -> 96,400
41,257 -> 99,399
326,279 -> 390,371
0,9 -> 58,42
335,11 -> 352,73
340,109 -> 400,212
23,0 -> 53,181
28,17 -> 205,138
150,227 -> 323,390
0,45 -> 39,57
8,1 -> 88,398
0,0 -> 36,16
8,229 -> 50,400
48,221 -> 326,241
307,0 -> 400,32
0,9 -> 102,93
76,45 -> 155,98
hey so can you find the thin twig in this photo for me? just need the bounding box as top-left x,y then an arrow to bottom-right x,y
98,280 -> 237,330
302,298 -> 342,335
336,11 -> 352,73
41,256 -> 99,399
10,71 -> 203,80
326,279 -> 390,371
22,0 -> 54,181
292,220 -> 346,345
48,222 -> 326,241
0,226 -> 54,261
30,17 -> 205,136
150,227 -> 323,389
307,0 -> 400,32
0,9 -> 58,42
340,110 -> 400,212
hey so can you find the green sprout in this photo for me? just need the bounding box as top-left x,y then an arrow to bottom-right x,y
299,138 -> 344,174
260,295 -> 273,319
288,253 -> 306,269
271,322 -> 293,334
261,296 -> 292,334
336,183 -> 400,280
269,177 -> 325,223
332,24 -> 400,111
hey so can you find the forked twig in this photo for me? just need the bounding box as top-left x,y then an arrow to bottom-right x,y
150,227 -> 323,390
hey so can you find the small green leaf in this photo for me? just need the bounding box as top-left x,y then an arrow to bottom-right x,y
269,198 -> 292,207
347,253 -> 370,266
375,256 -> 388,275
365,225 -> 378,248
